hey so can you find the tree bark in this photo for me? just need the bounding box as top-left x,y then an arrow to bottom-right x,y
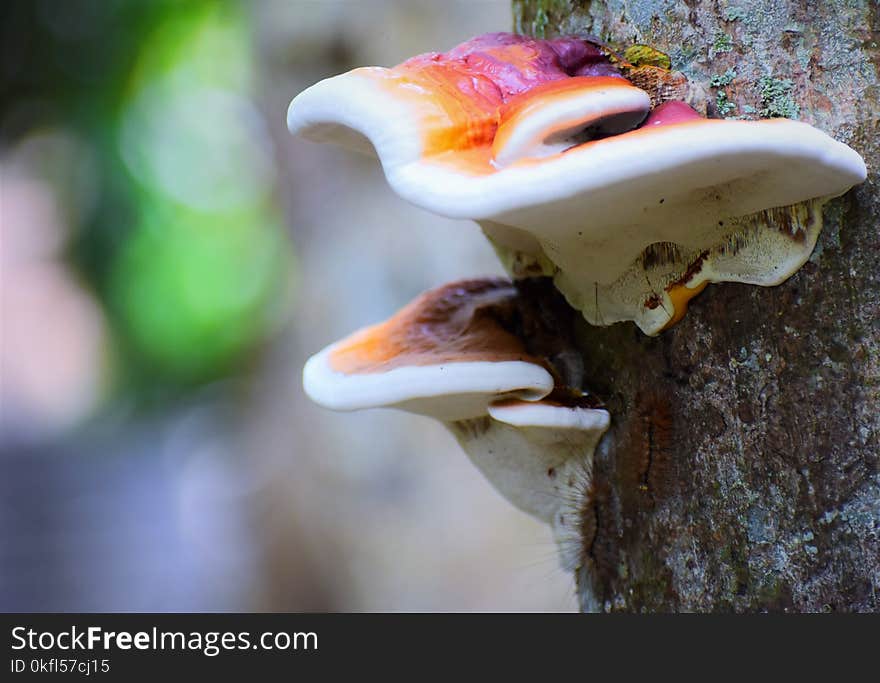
512,0 -> 879,612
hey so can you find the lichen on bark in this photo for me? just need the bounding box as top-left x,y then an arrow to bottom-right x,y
513,0 -> 879,612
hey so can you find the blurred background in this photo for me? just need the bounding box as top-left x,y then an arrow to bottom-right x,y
0,0 -> 577,611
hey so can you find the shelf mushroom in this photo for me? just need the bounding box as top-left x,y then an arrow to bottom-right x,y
288,32 -> 868,334
303,278 -> 610,566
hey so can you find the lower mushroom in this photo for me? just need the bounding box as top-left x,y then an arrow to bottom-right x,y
302,278 -> 610,570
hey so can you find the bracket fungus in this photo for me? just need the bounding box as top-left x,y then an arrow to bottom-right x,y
302,278 -> 610,565
288,32 -> 867,334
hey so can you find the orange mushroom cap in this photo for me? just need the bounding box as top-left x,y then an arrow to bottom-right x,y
303,279 -> 555,421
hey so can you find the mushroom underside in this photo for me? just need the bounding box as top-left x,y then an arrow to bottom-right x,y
447,409 -> 605,572
301,277 -> 612,570
485,197 -> 826,335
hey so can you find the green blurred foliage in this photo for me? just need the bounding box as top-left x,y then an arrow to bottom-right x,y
2,0 -> 294,398
110,203 -> 287,381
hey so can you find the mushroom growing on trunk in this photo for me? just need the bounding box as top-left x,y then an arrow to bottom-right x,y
302,278 -> 610,567
288,32 -> 867,334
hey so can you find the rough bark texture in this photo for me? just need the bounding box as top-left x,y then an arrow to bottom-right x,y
512,0 -> 879,612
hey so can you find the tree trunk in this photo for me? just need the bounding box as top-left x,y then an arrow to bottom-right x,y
512,0 -> 879,612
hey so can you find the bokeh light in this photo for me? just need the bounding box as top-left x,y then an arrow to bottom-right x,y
2,0 -> 576,612
109,203 -> 287,380
112,2 -> 291,384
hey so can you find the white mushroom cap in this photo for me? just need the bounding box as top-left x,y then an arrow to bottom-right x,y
416,115 -> 866,271
287,67 -> 429,171
489,398 -> 611,434
302,279 -> 555,422
304,352 -> 553,422
288,33 -> 867,334
479,107 -> 866,332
